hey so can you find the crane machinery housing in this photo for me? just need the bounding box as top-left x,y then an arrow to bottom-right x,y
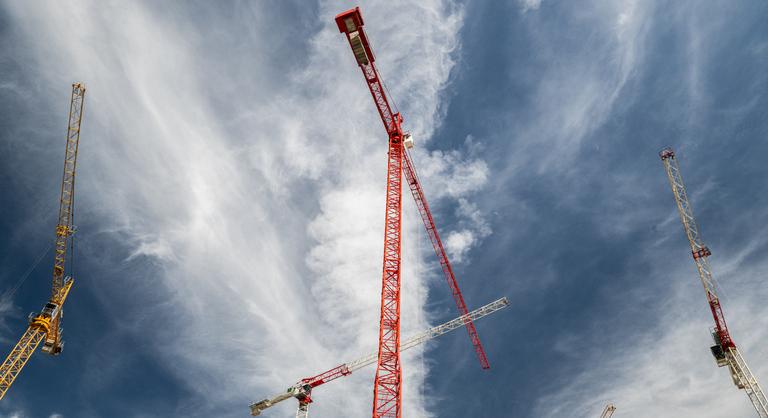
335,7 -> 492,417
250,297 -> 509,418
0,83 -> 85,400
660,147 -> 768,417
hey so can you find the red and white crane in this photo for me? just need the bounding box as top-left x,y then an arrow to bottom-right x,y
335,7 -> 491,417
249,297 -> 508,417
660,147 -> 768,417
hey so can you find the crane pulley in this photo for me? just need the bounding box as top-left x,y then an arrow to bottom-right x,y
249,297 -> 509,417
0,83 -> 85,400
660,147 -> 768,417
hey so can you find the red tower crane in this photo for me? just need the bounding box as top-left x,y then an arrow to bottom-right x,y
335,7 -> 490,417
660,147 -> 768,417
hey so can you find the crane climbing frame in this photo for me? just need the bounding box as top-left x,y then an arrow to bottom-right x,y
660,147 -> 768,417
0,83 -> 85,400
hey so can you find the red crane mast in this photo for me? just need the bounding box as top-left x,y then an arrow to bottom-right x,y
335,7 -> 490,417
335,9 -> 404,416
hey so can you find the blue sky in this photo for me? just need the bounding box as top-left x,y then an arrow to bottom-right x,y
0,1 -> 767,417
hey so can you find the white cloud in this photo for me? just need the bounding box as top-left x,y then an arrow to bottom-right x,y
412,140 -> 489,200
442,199 -> 491,263
3,1 -> 466,417
444,229 -> 476,264
408,136 -> 492,261
520,0 -> 542,12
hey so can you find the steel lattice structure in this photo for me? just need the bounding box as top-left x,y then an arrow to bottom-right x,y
660,147 -> 768,417
48,82 -> 85,355
249,297 -> 509,417
0,83 -> 85,400
0,329 -> 46,398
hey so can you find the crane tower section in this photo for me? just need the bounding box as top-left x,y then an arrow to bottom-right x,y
660,147 -> 768,417
336,8 -> 406,417
47,82 -> 85,356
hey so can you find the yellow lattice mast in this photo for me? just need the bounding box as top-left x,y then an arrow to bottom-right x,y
0,83 -> 85,400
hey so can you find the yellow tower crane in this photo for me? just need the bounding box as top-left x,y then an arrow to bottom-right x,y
0,83 -> 86,400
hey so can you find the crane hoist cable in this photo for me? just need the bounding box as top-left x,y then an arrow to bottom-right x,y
1,242 -> 54,301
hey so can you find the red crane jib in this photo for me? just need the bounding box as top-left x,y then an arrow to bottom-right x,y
302,364 -> 351,388
402,151 -> 490,369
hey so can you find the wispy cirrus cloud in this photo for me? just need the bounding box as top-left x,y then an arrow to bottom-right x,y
507,0 -> 652,174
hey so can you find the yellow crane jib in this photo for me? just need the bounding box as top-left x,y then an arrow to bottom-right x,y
0,278 -> 73,399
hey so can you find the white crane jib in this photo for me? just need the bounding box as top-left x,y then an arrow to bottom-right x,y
250,297 -> 509,417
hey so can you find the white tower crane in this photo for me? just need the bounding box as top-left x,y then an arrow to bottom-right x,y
250,297 -> 509,417
660,147 -> 768,417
